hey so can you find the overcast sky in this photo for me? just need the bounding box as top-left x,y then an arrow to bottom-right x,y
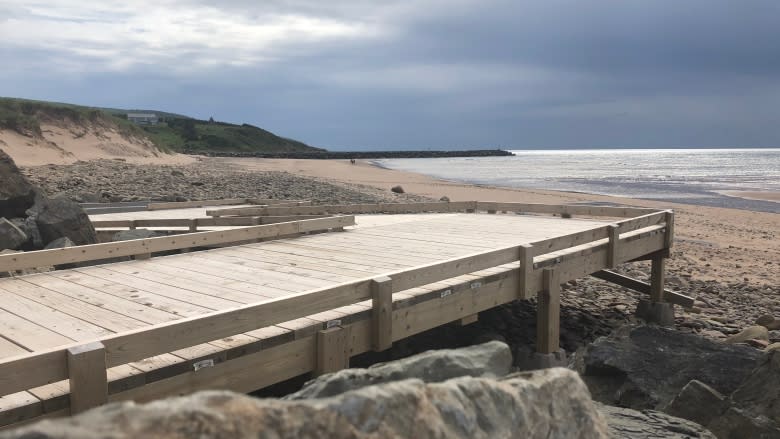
1,1 -> 779,150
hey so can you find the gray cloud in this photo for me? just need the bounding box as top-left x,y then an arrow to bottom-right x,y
1,0 -> 779,149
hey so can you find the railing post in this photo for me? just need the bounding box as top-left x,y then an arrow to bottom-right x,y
518,244 -> 534,299
371,276 -> 393,351
315,325 -> 352,376
607,224 -> 620,268
664,210 -> 675,249
536,268 -> 560,354
67,342 -> 108,414
188,219 -> 198,233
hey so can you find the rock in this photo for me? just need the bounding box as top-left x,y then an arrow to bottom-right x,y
596,402 -> 716,439
1,369 -> 610,439
43,236 -> 75,249
718,351 -> 780,433
580,325 -> 761,410
765,342 -> 780,353
287,341 -> 512,400
745,339 -> 770,349
112,229 -> 165,242
707,407 -> 780,439
0,149 -> 38,218
756,315 -> 780,330
21,216 -> 43,248
439,196 -> 450,202
390,185 -> 405,194
32,198 -> 97,246
725,325 -> 769,344
664,380 -> 727,426
0,218 -> 27,250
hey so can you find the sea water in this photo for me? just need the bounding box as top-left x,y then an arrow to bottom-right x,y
376,149 -> 780,213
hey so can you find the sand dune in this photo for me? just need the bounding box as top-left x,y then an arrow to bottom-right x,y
0,123 -> 194,166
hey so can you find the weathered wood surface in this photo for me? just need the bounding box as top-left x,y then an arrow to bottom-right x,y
0,210 -> 672,428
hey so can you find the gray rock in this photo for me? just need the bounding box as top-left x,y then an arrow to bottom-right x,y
580,325 -> 761,410
287,341 -> 512,400
1,368 -> 609,439
0,218 -> 27,250
597,402 -> 716,439
43,236 -> 75,249
725,325 -> 769,343
112,229 -> 165,242
33,198 -> 97,246
0,150 -> 38,218
706,351 -> 780,437
664,380 -> 727,426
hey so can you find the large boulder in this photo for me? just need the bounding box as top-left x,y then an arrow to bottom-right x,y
579,325 -> 761,410
0,149 -> 37,218
1,368 -> 610,439
597,402 -> 716,439
0,218 -> 27,250
706,351 -> 780,438
32,198 -> 97,246
287,341 -> 512,399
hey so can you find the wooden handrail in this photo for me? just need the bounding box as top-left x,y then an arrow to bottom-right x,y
206,201 -> 660,218
0,216 -> 354,272
0,216 -> 671,398
90,215 -> 331,229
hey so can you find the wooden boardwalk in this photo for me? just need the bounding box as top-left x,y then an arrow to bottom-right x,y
0,202 -> 680,428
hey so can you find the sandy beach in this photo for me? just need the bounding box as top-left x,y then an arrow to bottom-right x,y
222,157 -> 779,289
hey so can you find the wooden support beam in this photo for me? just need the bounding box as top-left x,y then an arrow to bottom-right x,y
664,210 -> 675,248
650,255 -> 666,303
315,326 -> 351,376
607,224 -> 619,268
371,276 -> 393,351
537,269 -> 560,354
134,253 -> 151,260
67,342 -> 107,414
458,314 -> 478,326
188,219 -> 198,233
590,270 -> 694,308
518,244 -> 533,299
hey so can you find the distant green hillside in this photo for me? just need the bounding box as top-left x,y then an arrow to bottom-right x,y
0,97 -> 322,154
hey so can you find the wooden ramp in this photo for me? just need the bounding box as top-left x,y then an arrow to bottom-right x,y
0,203 -> 678,428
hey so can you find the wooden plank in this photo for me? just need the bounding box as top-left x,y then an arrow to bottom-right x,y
371,276 -> 393,351
0,216 -> 355,272
458,314 -> 478,325
67,342 -> 107,414
537,269 -> 560,354
664,210 -> 675,248
0,308 -> 73,351
590,270 -> 694,308
146,198 -> 250,211
315,326 -> 351,376
607,224 -> 619,268
475,202 -> 658,218
650,255 -> 666,302
518,244 -> 533,298
207,201 -> 475,217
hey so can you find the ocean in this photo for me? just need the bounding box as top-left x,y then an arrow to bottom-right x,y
375,149 -> 780,213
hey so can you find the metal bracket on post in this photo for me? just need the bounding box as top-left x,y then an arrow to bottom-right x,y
67,342 -> 108,414
371,276 -> 393,351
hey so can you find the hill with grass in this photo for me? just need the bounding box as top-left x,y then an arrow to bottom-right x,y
0,97 -> 322,165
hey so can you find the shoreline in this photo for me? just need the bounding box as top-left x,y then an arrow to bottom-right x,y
217,157 -> 779,289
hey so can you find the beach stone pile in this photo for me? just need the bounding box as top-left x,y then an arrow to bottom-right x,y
22,159 -> 430,205
0,149 -> 96,253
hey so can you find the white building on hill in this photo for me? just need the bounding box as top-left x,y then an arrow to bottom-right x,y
127,113 -> 159,125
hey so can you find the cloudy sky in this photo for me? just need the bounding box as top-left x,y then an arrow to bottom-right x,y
1,0 -> 779,150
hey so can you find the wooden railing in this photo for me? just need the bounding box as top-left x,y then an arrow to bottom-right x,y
145,198 -> 310,211
206,201 -> 658,218
0,207 -> 676,415
91,215 -> 329,230
0,216 -> 354,272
